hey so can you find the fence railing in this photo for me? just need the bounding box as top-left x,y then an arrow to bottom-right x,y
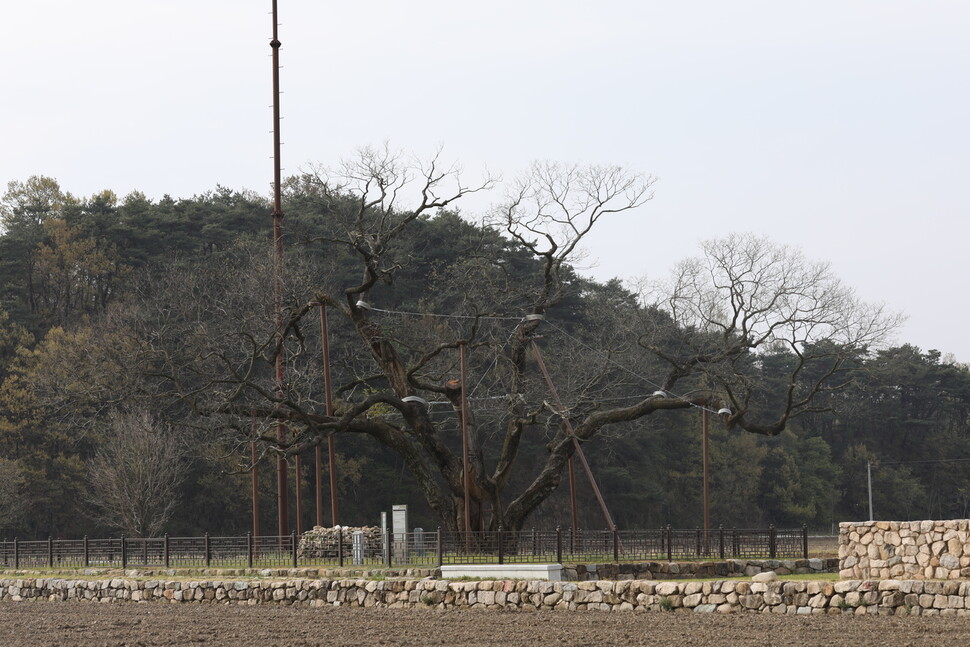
0,525 -> 809,571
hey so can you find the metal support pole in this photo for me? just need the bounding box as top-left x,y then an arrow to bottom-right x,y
164,534 -> 170,568
48,537 -> 53,568
295,454 -> 303,536
251,438 -> 260,539
498,526 -> 505,565
120,536 -> 127,570
291,530 -> 298,568
702,408 -> 710,532
867,460 -> 874,521
459,341 -> 472,550
204,532 -> 211,568
314,445 -> 324,528
319,304 -> 339,527
529,339 -> 617,532
247,532 -> 254,569
83,535 -> 89,568
567,450 -> 579,540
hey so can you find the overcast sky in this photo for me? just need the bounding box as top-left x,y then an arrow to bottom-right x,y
3,1 -> 969,361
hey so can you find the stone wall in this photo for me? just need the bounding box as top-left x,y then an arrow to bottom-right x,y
568,558 -> 837,581
2,575 -> 968,616
839,520 -> 970,580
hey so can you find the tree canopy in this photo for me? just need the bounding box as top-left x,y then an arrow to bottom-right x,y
0,164 -> 963,539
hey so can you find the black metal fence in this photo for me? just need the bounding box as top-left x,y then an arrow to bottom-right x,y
0,525 -> 808,571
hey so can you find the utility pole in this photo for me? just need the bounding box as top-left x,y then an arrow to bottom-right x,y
269,0 -> 289,538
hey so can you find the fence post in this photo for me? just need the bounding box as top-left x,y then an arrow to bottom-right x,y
291,530 -> 298,569
768,524 -> 777,559
48,536 -> 53,568
556,526 -> 563,564
498,526 -> 505,565
436,527 -> 443,567
120,536 -> 127,570
695,527 -> 701,558
163,534 -> 170,569
247,532 -> 253,569
338,526 -> 344,568
612,527 -> 619,562
732,528 -> 739,557
665,525 -> 672,562
13,538 -> 18,569
531,527 -> 537,558
718,525 -> 725,560
802,524 -> 809,559
204,532 -> 211,568
83,535 -> 89,568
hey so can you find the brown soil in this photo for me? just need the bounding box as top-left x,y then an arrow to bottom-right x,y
0,601 -> 962,647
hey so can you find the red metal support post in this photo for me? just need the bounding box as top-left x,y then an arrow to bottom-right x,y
702,408 -> 710,532
528,338 -> 618,532
459,341 -> 472,550
318,303 -> 339,526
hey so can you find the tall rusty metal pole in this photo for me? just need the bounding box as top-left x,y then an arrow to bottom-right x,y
251,435 -> 260,539
567,453 -> 579,547
529,338 -> 617,532
270,0 -> 289,538
294,455 -> 303,535
251,430 -> 261,559
702,408 -> 710,532
459,341 -> 472,549
318,303 -> 339,526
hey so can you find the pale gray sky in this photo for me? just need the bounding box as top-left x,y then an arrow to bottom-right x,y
3,1 -> 969,360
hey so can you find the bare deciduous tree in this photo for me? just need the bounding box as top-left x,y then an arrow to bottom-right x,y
86,409 -> 187,537
152,148 -> 899,532
642,233 -> 905,433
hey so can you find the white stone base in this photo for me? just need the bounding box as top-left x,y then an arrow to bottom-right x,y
440,563 -> 563,581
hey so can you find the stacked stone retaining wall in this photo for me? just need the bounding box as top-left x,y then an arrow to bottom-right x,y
569,558 -> 837,580
840,520 -> 970,580
1,575 -> 967,616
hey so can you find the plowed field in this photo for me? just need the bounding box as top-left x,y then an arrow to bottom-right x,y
0,601 -> 960,646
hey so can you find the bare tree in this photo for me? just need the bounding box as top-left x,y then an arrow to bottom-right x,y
154,149 -> 898,533
642,233 -> 905,433
86,408 -> 188,537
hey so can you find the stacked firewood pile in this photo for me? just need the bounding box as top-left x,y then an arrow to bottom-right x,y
297,525 -> 382,558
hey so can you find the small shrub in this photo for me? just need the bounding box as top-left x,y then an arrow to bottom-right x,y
659,596 -> 674,612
